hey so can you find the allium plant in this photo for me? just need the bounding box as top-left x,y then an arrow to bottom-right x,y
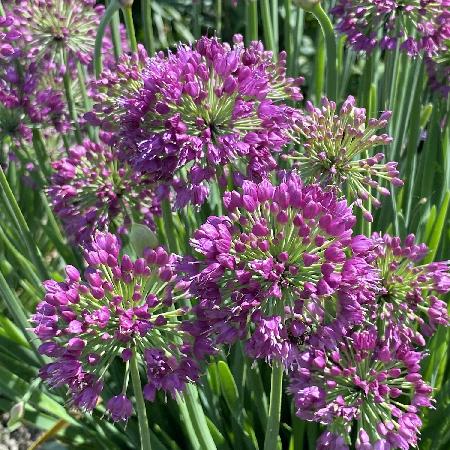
366,233 -> 450,340
32,232 -> 200,420
0,15 -> 21,60
284,96 -> 402,221
188,173 -> 380,364
48,135 -> 161,244
289,325 -> 433,450
331,0 -> 450,56
89,35 -> 303,207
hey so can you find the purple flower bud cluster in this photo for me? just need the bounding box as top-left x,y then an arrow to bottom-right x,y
188,173 -> 382,365
289,326 -> 433,450
0,15 -> 21,60
285,96 -> 401,222
47,135 -> 161,244
32,232 -> 201,421
88,35 -> 301,208
331,0 -> 450,57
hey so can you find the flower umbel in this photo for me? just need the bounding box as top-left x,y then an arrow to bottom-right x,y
89,35 -> 302,207
32,232 -> 199,419
289,325 -> 433,449
189,173 -> 367,364
48,136 -> 161,244
284,96 -> 402,221
331,0 -> 450,56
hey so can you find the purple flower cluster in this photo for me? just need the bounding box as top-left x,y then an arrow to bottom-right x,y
32,232 -> 200,421
285,96 -> 401,221
48,135 -> 161,244
289,326 -> 432,449
88,35 -> 303,207
188,173 -> 381,364
0,15 -> 21,60
331,0 -> 450,56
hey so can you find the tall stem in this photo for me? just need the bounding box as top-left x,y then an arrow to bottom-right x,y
215,0 -> 222,37
107,0 -> 123,61
130,350 -> 152,450
261,0 -> 276,57
142,0 -> 155,55
263,362 -> 284,450
246,0 -> 258,43
94,0 -> 120,77
311,3 -> 337,100
184,384 -> 217,450
122,4 -> 137,53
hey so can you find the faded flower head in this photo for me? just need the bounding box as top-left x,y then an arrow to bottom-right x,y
367,233 -> 449,341
284,96 -> 401,221
10,0 -> 101,66
331,0 -> 450,56
289,325 -> 433,450
32,232 -> 200,420
48,136 -> 161,245
187,173 -> 381,364
89,35 -> 302,208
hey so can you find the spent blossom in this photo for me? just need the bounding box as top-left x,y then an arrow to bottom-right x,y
88,35 -> 302,208
284,96 -> 401,221
48,136 -> 161,245
32,232 -> 200,420
331,0 -> 450,56
289,325 -> 433,449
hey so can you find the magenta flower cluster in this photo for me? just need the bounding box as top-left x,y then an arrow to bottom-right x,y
48,134 -> 161,244
88,35 -> 303,208
32,232 -> 201,421
331,0 -> 450,57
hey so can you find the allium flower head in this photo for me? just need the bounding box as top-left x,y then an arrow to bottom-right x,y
331,0 -> 450,56
0,62 -> 67,145
367,233 -> 450,340
89,35 -> 302,207
289,325 -> 433,450
11,0 -> 101,66
187,173 -> 380,364
32,232 -> 200,419
284,96 -> 402,221
48,136 -> 161,244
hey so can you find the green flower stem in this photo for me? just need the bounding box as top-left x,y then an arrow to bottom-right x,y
264,361 -> 284,450
161,199 -> 180,254
176,394 -> 201,450
122,4 -> 138,53
284,0 -> 293,69
0,166 -> 49,280
193,1 -> 201,39
94,0 -> 120,77
61,50 -> 82,144
215,0 -> 222,37
0,0 -> 5,15
142,0 -> 155,55
183,384 -> 217,450
76,61 -> 96,141
130,350 -> 152,450
107,0 -> 123,61
261,0 -> 277,58
311,3 -> 337,100
246,0 -> 258,43
289,7 -> 304,76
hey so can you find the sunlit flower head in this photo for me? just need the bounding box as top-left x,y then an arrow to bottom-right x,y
88,35 -> 302,208
32,232 -> 201,420
284,96 -> 402,221
331,0 -> 450,56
